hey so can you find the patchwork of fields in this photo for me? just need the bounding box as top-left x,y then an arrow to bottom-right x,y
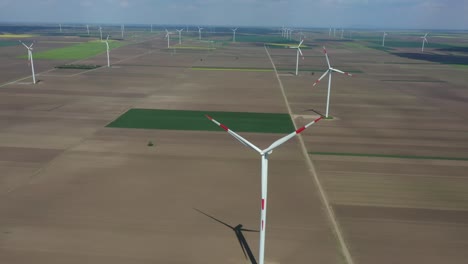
1,26 -> 468,264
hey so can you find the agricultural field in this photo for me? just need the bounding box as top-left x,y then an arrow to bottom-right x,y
1,24 -> 468,264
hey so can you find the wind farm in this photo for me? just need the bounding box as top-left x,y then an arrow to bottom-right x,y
1,18 -> 468,264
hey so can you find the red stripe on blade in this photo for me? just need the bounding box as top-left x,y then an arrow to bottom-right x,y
220,124 -> 229,131
314,116 -> 323,122
296,126 -> 306,134
261,220 -> 264,230
205,115 -> 213,120
261,199 -> 265,210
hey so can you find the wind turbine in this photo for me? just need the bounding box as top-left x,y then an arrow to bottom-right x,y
121,24 -> 125,39
290,40 -> 304,76
206,114 -> 322,264
231,28 -> 238,42
103,35 -> 110,67
176,28 -> 184,45
382,32 -> 388,47
59,23 -> 62,33
421,33 -> 428,53
99,26 -> 103,41
165,29 -> 173,48
19,40 -> 36,84
341,29 -> 344,39
333,28 -> 336,37
86,24 -> 90,35
312,46 -> 353,118
329,27 -> 332,37
198,26 -> 203,40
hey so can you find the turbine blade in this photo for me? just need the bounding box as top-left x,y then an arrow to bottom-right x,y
19,41 -> 29,49
193,209 -> 234,229
205,115 -> 262,154
323,46 -> 331,69
331,68 -> 352,76
240,228 -> 259,232
263,116 -> 323,154
312,70 -> 329,86
298,47 -> 304,59
236,232 -> 248,260
298,39 -> 304,47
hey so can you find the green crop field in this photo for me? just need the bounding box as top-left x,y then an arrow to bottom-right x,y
0,40 -> 18,47
20,40 -> 125,60
107,109 -> 295,134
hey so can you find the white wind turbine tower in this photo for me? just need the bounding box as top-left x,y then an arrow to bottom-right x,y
231,28 -> 238,42
19,41 -> 36,84
421,33 -> 429,53
382,32 -> 388,47
329,28 -> 332,37
165,29 -> 173,48
121,24 -> 125,39
206,114 -> 323,264
312,46 -> 353,118
333,28 -> 336,37
86,24 -> 90,35
291,40 -> 305,76
176,29 -> 184,45
341,29 -> 344,39
99,26 -> 103,41
59,24 -> 62,33
198,26 -> 204,40
288,29 -> 293,40
103,35 -> 111,67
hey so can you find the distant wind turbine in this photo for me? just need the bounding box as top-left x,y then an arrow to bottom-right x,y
231,28 -> 238,42
198,26 -> 203,40
176,29 -> 184,45
103,35 -> 111,67
59,23 -> 62,33
19,40 -> 36,84
341,29 -> 344,39
99,26 -> 103,41
421,33 -> 429,53
121,24 -> 125,39
382,32 -> 388,47
312,46 -> 353,118
165,29 -> 173,48
86,24 -> 90,35
290,40 -> 305,76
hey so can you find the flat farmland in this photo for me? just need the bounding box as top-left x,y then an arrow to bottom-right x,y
0,32 -> 343,264
2,28 -> 468,264
274,35 -> 468,264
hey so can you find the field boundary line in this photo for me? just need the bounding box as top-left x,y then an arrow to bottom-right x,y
264,45 -> 354,264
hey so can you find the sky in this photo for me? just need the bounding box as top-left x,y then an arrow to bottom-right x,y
0,0 -> 467,30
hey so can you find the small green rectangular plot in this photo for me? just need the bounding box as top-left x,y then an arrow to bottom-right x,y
107,109 -> 295,134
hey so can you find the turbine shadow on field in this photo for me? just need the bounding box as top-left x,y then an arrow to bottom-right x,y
305,108 -> 325,117
194,208 -> 258,264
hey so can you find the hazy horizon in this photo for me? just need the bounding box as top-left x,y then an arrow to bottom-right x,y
0,0 -> 467,30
